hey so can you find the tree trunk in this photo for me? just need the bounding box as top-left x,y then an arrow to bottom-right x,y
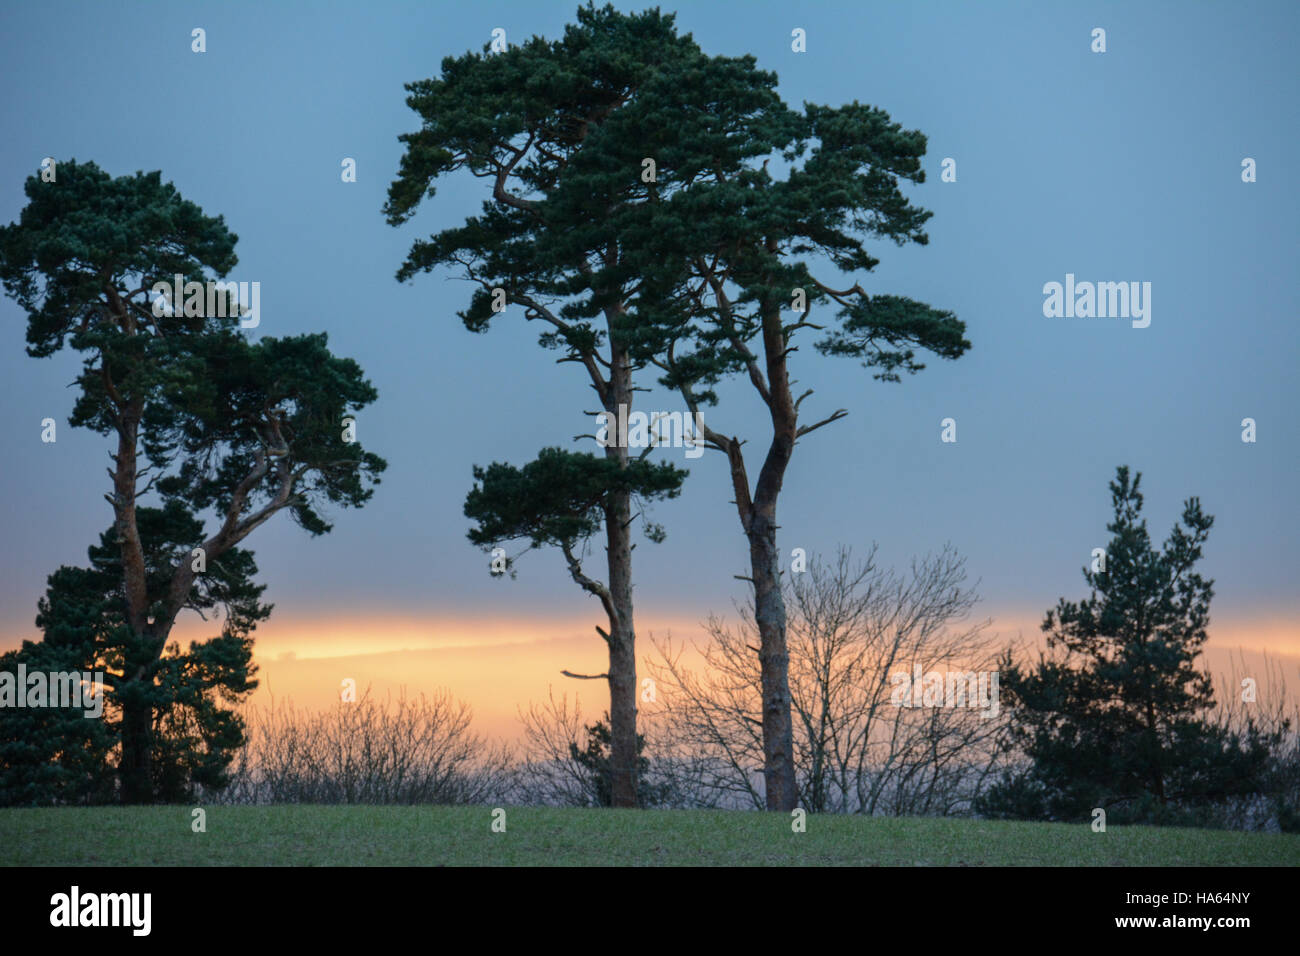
693,287 -> 802,812
604,339 -> 638,808
119,689 -> 153,804
110,390 -> 158,804
749,291 -> 799,811
112,402 -> 150,637
605,591 -> 638,808
749,507 -> 798,811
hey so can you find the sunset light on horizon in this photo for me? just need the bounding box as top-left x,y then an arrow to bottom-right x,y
7,604 -> 1290,742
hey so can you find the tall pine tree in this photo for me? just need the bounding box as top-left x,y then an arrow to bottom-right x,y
628,87 -> 965,812
387,4 -> 718,806
0,160 -> 386,802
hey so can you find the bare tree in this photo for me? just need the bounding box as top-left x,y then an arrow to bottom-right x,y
1205,651 -> 1300,831
513,689 -> 604,808
215,687 -> 511,805
648,545 -> 1015,814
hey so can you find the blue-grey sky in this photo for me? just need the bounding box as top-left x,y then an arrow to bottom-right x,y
1,1 -> 1296,654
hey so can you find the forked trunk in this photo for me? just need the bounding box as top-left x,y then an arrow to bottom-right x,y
748,294 -> 799,811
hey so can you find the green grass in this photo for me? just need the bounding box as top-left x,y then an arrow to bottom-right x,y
3,805 -> 1297,866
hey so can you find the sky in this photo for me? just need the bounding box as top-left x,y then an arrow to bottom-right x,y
0,1 -> 1296,737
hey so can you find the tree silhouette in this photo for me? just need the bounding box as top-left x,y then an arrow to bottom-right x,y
980,466 -> 1282,825
0,160 -> 385,801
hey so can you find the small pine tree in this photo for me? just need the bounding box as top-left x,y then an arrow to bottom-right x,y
0,509 -> 265,805
979,466 -> 1282,826
569,713 -> 665,808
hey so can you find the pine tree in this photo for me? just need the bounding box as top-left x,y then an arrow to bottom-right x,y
569,713 -> 663,808
0,160 -> 385,801
628,82 -> 966,813
980,466 -> 1281,825
386,4 -> 709,806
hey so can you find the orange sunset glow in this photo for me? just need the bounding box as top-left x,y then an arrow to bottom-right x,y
84,606 -> 1290,742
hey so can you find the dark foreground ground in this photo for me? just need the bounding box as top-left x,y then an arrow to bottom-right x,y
3,806 -> 1297,866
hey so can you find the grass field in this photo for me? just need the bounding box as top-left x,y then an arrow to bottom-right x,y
3,806 -> 1298,866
